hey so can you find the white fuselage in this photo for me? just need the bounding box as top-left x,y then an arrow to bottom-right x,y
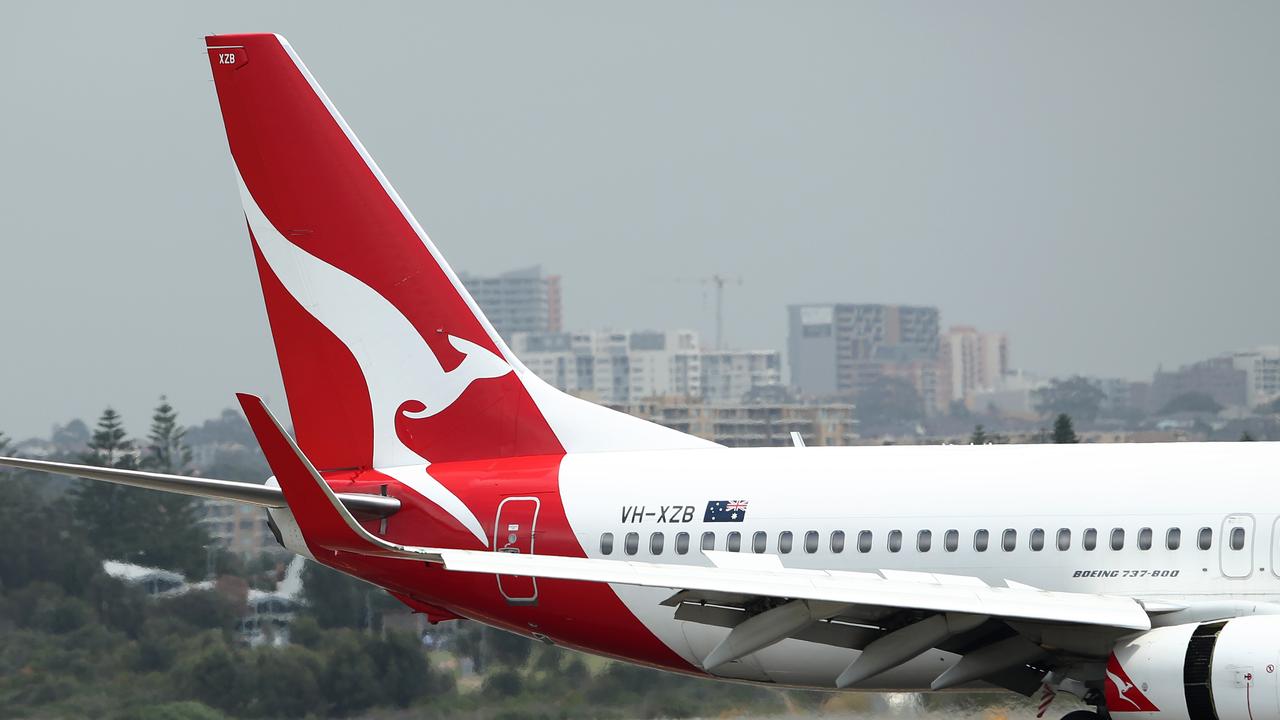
556,441 -> 1280,689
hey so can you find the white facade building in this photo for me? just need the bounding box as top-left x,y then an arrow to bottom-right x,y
510,330 -> 702,404
511,331 -> 783,405
968,370 -> 1046,419
940,326 -> 1009,408
458,266 -> 562,341
1228,347 -> 1280,408
701,350 -> 783,404
199,499 -> 281,557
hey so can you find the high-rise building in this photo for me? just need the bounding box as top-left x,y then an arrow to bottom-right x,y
939,326 -> 1009,409
788,303 -> 941,411
458,265 -> 562,341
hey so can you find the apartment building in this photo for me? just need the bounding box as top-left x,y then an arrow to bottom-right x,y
611,398 -> 858,447
458,265 -> 562,341
788,303 -> 941,412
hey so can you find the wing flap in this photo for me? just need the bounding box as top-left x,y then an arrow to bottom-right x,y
434,549 -> 1151,631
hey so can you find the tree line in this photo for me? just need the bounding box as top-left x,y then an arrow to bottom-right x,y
67,400 -> 211,577
0,400 -> 805,719
0,397 -> 452,719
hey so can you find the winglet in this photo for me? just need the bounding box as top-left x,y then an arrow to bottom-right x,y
236,393 -> 441,561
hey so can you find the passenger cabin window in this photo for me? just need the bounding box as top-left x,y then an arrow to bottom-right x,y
944,529 -> 959,552
888,530 -> 903,553
624,532 -> 639,555
1138,528 -> 1153,551
974,529 -> 989,552
753,531 -> 767,554
727,531 -> 741,552
1001,529 -> 1017,552
601,532 -> 614,555
1083,528 -> 1098,551
1166,528 -> 1181,550
830,531 -> 846,553
1230,527 -> 1246,551
1198,527 -> 1213,550
1056,528 -> 1071,551
650,532 -> 664,555
675,532 -> 690,555
701,532 -> 715,552
778,531 -> 793,554
804,531 -> 819,554
917,530 -> 932,552
1110,528 -> 1125,551
1030,528 -> 1045,551
858,531 -> 873,553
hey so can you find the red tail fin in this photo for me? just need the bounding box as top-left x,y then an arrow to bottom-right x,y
206,34 -> 713,471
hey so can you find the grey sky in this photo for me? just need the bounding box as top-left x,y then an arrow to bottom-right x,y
2,1 -> 1277,439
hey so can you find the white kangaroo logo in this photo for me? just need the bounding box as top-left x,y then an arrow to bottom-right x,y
1106,667 -> 1143,710
240,173 -> 503,545
398,335 -> 511,419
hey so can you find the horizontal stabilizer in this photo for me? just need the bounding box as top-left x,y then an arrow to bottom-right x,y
236,393 -> 440,559
0,455 -> 399,520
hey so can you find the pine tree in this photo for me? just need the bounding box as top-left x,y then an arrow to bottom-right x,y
1052,413 -> 1079,444
969,425 -> 988,445
83,407 -> 135,469
74,407 -> 145,562
143,396 -> 193,474
73,403 -> 211,573
141,397 -> 209,574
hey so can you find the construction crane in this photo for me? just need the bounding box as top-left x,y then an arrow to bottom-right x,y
672,274 -> 742,351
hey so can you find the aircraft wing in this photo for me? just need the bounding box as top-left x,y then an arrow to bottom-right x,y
0,455 -> 400,521
355,532 -> 1148,693
433,547 -> 1147,690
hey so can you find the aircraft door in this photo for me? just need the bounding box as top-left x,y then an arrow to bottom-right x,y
1221,514 -> 1254,579
1271,517 -> 1280,579
493,497 -> 540,605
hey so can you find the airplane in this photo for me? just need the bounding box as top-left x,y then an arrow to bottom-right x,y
2,32 -> 1277,720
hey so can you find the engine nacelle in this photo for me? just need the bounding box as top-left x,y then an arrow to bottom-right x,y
1107,616 -> 1280,720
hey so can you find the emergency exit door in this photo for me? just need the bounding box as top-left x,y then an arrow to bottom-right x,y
493,497 -> 540,605
1221,514 -> 1254,579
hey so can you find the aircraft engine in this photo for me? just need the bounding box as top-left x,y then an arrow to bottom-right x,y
1104,616 -> 1280,720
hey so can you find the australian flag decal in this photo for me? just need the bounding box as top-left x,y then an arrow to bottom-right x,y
704,500 -> 749,523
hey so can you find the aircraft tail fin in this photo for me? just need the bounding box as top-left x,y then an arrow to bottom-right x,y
205,34 -> 714,472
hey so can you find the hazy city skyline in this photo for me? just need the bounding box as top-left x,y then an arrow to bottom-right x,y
2,2 -> 1278,438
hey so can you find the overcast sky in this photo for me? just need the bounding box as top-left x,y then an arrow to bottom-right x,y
1,2 -> 1277,439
